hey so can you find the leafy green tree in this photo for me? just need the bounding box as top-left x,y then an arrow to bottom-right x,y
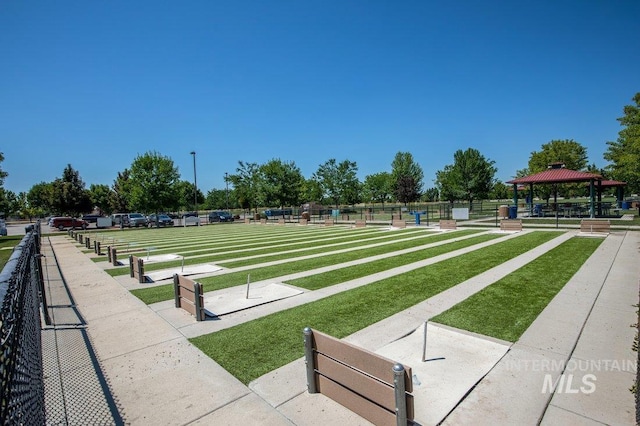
300,178 -> 324,205
49,164 -> 92,216
260,159 -> 304,208
27,182 -> 54,214
204,188 -> 229,210
89,184 -> 113,215
489,182 -> 511,200
176,180 -> 204,212
362,172 -> 393,207
311,159 -> 360,208
128,152 -> 180,215
110,169 -> 132,213
0,188 -> 17,218
421,187 -> 439,202
435,148 -> 496,210
528,139 -> 589,201
228,161 -> 261,213
605,92 -> 640,194
0,152 -> 7,187
390,152 -> 424,204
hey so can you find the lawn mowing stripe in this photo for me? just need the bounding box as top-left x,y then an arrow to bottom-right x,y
106,228 -> 438,276
131,230 -> 484,304
430,236 -> 603,342
189,231 -> 560,385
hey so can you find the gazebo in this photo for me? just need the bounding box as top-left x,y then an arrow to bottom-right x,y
506,164 -> 604,218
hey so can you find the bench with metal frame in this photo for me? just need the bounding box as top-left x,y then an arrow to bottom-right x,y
580,219 -> 610,234
303,327 -> 414,426
500,219 -> 523,232
173,274 -> 206,321
439,219 -> 457,230
128,254 -> 145,283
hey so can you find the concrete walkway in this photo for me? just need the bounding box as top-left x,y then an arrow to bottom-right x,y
42,229 -> 639,425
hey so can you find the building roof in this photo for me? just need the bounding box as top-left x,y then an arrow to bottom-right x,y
597,179 -> 627,187
507,168 -> 602,184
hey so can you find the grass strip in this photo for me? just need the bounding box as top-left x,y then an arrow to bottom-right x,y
131,230 -> 483,304
430,236 -> 603,342
189,231 -> 560,384
106,228 -> 422,276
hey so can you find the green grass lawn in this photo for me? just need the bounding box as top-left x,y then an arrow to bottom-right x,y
189,231 -> 560,384
0,236 -> 23,269
131,229 -> 485,304
430,236 -> 603,341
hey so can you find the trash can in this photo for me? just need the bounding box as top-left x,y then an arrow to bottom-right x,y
621,201 -> 630,210
508,206 -> 517,219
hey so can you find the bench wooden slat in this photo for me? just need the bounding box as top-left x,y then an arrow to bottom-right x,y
500,219 -> 522,231
176,275 -> 197,292
179,298 -> 198,317
315,353 -> 397,412
178,285 -> 197,304
391,219 -> 406,228
317,374 -> 397,426
312,330 -> 412,392
580,219 -> 610,233
354,219 -> 366,228
439,219 -> 457,230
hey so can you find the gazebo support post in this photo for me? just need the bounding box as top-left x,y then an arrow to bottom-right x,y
512,184 -> 518,211
589,179 -> 595,218
529,183 -> 534,217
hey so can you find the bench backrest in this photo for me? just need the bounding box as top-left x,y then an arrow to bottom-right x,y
324,218 -> 334,226
129,255 -> 145,283
391,219 -> 406,228
580,219 -> 610,233
304,328 -> 413,426
355,219 -> 366,228
439,219 -> 456,230
173,274 -> 205,321
500,219 -> 522,231
299,218 -> 308,225
278,218 -> 285,225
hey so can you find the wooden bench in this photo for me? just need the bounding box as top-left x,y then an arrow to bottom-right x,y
107,246 -> 118,266
244,218 -> 251,224
354,219 -> 366,228
439,219 -> 457,230
391,219 -> 406,228
260,218 -> 267,224
299,218 -> 308,225
580,219 -> 610,234
278,218 -> 285,225
173,274 -> 206,321
129,255 -> 146,283
500,219 -> 523,232
304,328 -> 413,426
324,218 -> 334,226
85,236 -> 91,249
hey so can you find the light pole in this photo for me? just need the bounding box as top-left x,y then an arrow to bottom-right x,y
225,172 -> 229,212
190,151 -> 197,215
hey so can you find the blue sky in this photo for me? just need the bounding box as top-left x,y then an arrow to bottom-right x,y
1,1 -> 639,196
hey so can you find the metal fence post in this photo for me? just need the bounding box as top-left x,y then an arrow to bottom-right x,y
393,363 -> 407,426
303,327 -> 317,393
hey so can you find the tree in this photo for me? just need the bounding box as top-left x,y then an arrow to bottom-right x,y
421,187 -> 439,202
0,152 -> 7,187
604,92 -> 640,194
362,172 -> 393,207
311,159 -> 360,208
128,152 -> 180,216
489,182 -> 511,200
89,184 -> 113,215
228,161 -> 261,213
260,159 -> 305,209
204,188 -> 229,210
111,169 -> 132,213
175,180 -> 204,212
435,148 -> 496,210
49,164 -> 92,216
390,152 -> 424,204
528,139 -> 589,201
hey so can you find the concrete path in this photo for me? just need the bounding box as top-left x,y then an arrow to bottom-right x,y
41,229 -> 639,425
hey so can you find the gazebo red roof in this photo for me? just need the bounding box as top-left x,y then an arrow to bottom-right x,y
507,168 -> 602,184
597,179 -> 627,187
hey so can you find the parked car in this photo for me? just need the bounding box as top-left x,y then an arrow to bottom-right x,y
147,214 -> 174,227
209,211 -> 234,222
49,217 -> 88,231
127,213 -> 147,227
82,214 -> 102,223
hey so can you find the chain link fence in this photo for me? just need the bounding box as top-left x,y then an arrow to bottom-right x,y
0,222 -> 46,425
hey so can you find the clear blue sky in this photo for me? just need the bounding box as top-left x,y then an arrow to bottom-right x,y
1,0 -> 639,196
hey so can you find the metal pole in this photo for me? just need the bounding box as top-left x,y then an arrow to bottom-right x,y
225,172 -> 229,212
303,327 -> 317,393
422,320 -> 428,362
393,363 -> 408,426
191,151 -> 198,215
246,274 -> 250,299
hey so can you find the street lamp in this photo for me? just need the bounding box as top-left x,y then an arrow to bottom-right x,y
190,151 -> 197,215
225,172 -> 229,212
